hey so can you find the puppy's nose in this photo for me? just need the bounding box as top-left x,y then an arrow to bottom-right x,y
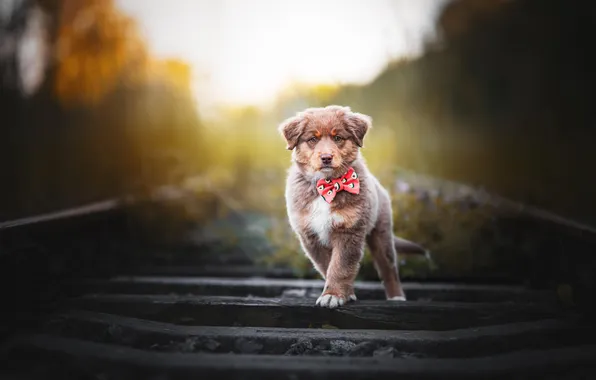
321,154 -> 333,165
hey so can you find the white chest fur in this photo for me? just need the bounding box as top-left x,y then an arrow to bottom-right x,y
307,197 -> 343,247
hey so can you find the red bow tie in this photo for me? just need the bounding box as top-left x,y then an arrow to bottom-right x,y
316,167 -> 360,203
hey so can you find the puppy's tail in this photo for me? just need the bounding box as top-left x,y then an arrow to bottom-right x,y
393,235 -> 432,260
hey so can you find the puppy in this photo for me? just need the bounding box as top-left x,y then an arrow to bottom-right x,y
278,105 -> 428,309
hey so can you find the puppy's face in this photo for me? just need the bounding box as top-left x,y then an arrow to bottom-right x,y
278,105 -> 371,178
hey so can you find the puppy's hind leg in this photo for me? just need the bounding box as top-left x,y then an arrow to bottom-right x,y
367,228 -> 406,300
366,211 -> 406,300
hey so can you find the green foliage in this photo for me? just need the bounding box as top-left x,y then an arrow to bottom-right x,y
179,117 -> 525,279
5,0 -> 592,284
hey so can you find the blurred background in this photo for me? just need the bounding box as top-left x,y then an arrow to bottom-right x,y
1,0 -> 596,293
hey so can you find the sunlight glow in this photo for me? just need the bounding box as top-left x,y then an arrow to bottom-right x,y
116,0 -> 448,113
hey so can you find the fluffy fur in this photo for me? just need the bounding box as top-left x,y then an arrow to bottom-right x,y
278,105 -> 428,309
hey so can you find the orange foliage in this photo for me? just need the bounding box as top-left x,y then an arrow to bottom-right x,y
54,0 -> 150,105
53,0 -> 194,106
149,59 -> 193,93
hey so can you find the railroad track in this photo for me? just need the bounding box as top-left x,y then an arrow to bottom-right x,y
1,201 -> 596,379
1,271 -> 596,380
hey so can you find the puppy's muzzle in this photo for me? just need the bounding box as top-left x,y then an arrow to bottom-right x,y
320,154 -> 333,167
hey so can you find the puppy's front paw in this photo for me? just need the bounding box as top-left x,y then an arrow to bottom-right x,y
315,291 -> 357,309
316,293 -> 345,309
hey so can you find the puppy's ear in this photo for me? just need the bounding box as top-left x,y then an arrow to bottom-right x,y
278,114 -> 305,150
344,111 -> 372,147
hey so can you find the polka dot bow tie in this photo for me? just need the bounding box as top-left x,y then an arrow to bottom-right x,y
316,167 -> 360,203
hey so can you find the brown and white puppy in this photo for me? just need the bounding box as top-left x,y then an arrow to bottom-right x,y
278,105 -> 428,309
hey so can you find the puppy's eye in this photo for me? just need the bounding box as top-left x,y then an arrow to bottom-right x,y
308,137 -> 318,144
333,135 -> 343,142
